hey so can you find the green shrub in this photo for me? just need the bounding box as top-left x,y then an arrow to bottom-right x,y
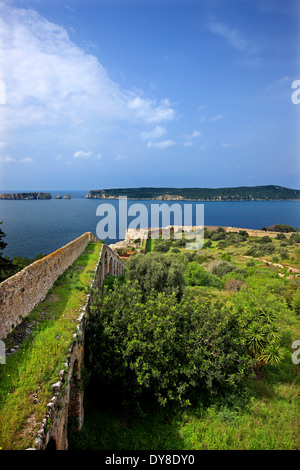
221,253 -> 232,262
232,288 -> 286,366
291,289 -> 300,315
211,231 -> 226,241
154,239 -> 172,253
87,282 -> 253,407
279,249 -> 289,260
246,242 -> 275,257
246,259 -> 255,267
125,252 -> 187,300
212,261 -> 236,278
185,261 -> 222,288
267,224 -> 297,233
276,233 -> 286,240
289,233 -> 300,243
238,230 -> 249,240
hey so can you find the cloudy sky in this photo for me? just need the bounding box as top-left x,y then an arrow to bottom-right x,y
0,0 -> 299,191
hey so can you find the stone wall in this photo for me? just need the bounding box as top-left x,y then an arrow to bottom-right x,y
0,232 -> 99,340
34,243 -> 124,450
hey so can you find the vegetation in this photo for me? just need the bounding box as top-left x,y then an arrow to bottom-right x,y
86,282 -> 253,408
86,185 -> 300,201
125,251 -> 187,300
1,220 -> 300,450
70,225 -> 300,450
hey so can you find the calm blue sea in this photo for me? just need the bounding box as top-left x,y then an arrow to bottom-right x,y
0,190 -> 299,259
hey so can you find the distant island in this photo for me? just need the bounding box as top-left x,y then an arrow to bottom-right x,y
0,192 -> 71,200
0,192 -> 51,200
85,185 -> 300,201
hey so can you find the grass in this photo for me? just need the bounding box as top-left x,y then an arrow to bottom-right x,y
0,242 -> 102,450
145,238 -> 155,253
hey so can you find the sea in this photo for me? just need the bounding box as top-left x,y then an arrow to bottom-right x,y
0,190 -> 299,259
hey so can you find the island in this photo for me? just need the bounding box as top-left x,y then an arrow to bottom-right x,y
0,192 -> 51,200
85,185 -> 300,201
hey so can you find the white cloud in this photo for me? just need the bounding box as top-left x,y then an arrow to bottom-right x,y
210,114 -> 223,121
221,142 -> 237,148
183,141 -> 194,147
184,130 -> 202,140
0,155 -> 33,163
73,150 -> 92,159
140,125 -> 167,140
0,155 -> 15,163
199,114 -> 223,123
128,97 -> 175,123
0,2 -> 175,141
147,140 -> 176,149
208,19 -> 261,67
209,20 -> 251,53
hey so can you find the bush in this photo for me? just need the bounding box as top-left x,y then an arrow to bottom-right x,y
267,224 -> 297,233
282,280 -> 300,307
125,252 -> 187,300
232,288 -> 286,366
246,243 -> 275,257
212,261 -> 236,278
211,231 -> 226,241
221,253 -> 232,262
291,289 -> 300,315
290,233 -> 300,243
103,273 -> 125,290
238,230 -> 249,240
276,233 -> 286,240
185,261 -> 222,288
224,278 -> 246,293
257,236 -> 273,244
154,239 -> 172,253
246,259 -> 255,267
279,249 -> 289,260
87,282 -> 253,407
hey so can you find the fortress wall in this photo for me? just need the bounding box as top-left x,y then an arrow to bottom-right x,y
34,243 -> 124,450
125,225 -> 292,241
0,232 -> 99,340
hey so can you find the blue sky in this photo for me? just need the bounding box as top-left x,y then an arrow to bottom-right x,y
0,0 -> 299,191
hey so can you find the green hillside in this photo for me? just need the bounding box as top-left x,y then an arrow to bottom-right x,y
86,185 -> 300,201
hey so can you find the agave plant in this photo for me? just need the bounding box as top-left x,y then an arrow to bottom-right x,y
258,343 -> 286,365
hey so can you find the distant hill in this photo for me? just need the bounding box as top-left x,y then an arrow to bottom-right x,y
85,185 -> 300,201
0,192 -> 51,200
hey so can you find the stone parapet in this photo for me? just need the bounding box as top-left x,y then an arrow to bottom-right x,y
0,232 -> 99,340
